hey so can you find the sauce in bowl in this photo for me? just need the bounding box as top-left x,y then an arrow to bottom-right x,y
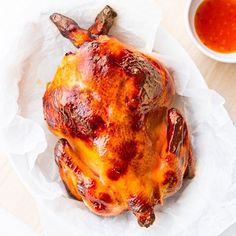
195,0 -> 236,53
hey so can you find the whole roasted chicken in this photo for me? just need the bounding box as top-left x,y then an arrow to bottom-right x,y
43,6 -> 195,227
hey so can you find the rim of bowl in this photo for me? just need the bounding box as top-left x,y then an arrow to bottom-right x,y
185,0 -> 236,63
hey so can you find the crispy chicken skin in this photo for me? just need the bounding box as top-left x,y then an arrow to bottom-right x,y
43,5 -> 195,227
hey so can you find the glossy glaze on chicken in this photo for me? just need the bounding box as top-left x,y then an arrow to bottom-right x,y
43,6 -> 195,227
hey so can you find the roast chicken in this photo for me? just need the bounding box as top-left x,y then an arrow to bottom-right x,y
43,6 -> 195,227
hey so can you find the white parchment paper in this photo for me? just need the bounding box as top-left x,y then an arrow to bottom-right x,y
1,0 -> 236,235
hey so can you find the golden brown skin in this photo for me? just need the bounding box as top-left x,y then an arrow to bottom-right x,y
43,6 -> 195,227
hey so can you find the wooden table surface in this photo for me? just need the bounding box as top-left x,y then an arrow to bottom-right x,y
0,1 -> 235,235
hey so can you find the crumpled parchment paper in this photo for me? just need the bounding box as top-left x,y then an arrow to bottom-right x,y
0,0 -> 236,235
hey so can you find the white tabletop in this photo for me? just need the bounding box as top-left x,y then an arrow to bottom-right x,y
0,0 -> 236,235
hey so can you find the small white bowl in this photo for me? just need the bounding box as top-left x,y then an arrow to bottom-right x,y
185,0 -> 236,63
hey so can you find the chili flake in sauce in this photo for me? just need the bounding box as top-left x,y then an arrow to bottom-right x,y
195,0 -> 236,53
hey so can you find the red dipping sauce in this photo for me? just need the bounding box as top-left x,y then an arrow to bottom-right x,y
195,0 -> 236,53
